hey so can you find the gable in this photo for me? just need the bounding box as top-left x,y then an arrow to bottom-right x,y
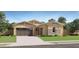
13,21 -> 35,28
47,22 -> 64,27
28,20 -> 44,26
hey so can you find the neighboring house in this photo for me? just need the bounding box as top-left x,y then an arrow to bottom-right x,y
13,19 -> 64,36
73,30 -> 79,35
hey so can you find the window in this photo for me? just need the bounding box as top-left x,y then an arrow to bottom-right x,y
36,28 -> 38,31
35,28 -> 39,31
53,27 -> 56,32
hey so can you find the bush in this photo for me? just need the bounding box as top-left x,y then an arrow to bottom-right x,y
39,35 -> 57,37
0,30 -> 13,36
69,33 -> 78,36
54,34 -> 58,37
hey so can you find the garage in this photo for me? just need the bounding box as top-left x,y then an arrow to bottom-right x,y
16,28 -> 32,36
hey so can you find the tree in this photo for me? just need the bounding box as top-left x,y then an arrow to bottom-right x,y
65,22 -> 75,33
48,18 -> 55,22
8,22 -> 16,29
72,19 -> 79,30
58,17 -> 66,24
65,18 -> 79,33
0,12 -> 9,33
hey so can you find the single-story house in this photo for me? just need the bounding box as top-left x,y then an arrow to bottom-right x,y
73,30 -> 79,35
13,19 -> 64,36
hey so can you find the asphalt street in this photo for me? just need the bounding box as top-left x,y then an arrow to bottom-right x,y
2,43 -> 79,48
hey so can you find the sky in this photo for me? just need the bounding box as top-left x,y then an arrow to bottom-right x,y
5,11 -> 79,23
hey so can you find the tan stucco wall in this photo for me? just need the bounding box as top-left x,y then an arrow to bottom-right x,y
13,28 -> 16,35
47,22 -> 64,36
39,24 -> 48,35
13,23 -> 35,35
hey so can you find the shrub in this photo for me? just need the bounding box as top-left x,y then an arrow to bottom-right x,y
40,35 -> 54,37
54,34 -> 58,36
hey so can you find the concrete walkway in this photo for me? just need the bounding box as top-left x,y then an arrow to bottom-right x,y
7,36 -> 51,46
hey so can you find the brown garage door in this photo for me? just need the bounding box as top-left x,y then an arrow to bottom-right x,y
16,28 -> 32,36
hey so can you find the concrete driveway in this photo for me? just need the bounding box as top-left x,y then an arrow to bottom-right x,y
8,36 -> 51,46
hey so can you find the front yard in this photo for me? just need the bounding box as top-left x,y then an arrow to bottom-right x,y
40,36 -> 79,41
0,36 -> 16,43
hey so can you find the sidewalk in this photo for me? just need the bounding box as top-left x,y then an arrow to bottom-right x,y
1,41 -> 79,47
48,40 -> 79,44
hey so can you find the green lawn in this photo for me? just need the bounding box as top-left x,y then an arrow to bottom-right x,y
0,36 -> 16,43
40,36 -> 79,41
